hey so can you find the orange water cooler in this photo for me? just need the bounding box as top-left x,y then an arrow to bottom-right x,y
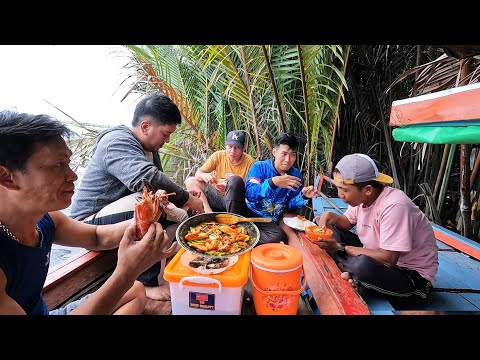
250,243 -> 306,315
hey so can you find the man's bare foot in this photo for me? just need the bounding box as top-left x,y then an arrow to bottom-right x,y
145,282 -> 171,301
143,298 -> 172,315
340,271 -> 366,295
340,271 -> 351,281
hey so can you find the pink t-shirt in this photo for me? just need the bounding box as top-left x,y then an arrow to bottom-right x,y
343,186 -> 439,284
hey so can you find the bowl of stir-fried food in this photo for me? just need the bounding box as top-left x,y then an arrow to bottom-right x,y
176,212 -> 260,257
305,225 -> 333,241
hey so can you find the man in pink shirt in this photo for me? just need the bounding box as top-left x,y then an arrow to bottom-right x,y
312,153 -> 439,306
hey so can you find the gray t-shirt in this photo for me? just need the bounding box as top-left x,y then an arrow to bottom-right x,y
69,125 -> 189,220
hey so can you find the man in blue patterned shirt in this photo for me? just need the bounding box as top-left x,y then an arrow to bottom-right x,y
225,133 -> 319,244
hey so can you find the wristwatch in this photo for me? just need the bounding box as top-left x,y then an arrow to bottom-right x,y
336,243 -> 347,257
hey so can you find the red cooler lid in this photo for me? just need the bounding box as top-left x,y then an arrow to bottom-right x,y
251,243 -> 303,271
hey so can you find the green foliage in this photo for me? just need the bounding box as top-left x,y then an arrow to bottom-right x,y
120,45 -> 348,186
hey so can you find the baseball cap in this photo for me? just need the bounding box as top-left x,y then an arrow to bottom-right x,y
226,130 -> 246,148
334,153 -> 393,184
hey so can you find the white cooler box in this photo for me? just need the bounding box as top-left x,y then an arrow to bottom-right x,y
164,249 -> 250,315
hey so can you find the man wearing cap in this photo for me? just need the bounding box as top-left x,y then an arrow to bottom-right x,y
312,153 -> 439,306
184,130 -> 256,213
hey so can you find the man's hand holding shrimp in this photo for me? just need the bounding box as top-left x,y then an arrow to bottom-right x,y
117,222 -> 177,279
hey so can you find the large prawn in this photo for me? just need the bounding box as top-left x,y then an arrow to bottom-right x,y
134,179 -> 176,240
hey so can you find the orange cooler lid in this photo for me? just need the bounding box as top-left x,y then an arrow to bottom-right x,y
164,248 -> 250,287
251,243 -> 303,271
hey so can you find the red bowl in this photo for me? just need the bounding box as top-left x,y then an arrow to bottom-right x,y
305,226 -> 333,241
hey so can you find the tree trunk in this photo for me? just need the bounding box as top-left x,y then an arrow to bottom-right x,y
459,58 -> 472,238
261,45 -> 286,133
297,46 -> 311,183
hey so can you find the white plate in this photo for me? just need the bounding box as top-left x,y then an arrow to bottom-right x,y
283,217 -> 316,231
180,251 -> 238,275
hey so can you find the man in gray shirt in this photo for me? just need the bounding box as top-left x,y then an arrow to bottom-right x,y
70,93 -> 204,301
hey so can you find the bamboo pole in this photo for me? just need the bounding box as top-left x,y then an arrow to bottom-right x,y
433,144 -> 450,200
240,46 -> 262,160
473,179 -> 480,241
422,144 -> 431,185
261,45 -> 286,133
459,58 -> 472,238
328,45 -> 351,174
470,148 -> 480,188
437,145 -> 457,216
370,82 -> 400,189
418,183 -> 442,224
297,45 -> 311,184
460,143 -> 472,238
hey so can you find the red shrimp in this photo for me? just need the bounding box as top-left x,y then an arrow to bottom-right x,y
134,185 -> 162,240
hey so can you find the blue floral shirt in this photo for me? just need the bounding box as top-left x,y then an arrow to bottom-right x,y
245,159 -> 306,223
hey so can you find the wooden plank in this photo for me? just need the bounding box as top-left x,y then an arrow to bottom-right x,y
432,224 -> 480,260
437,242 -> 455,250
318,192 -> 344,214
325,197 -> 348,210
45,251 -> 104,288
436,252 -> 480,290
312,197 -> 345,216
434,264 -> 473,289
389,82 -> 480,126
443,252 -> 480,274
462,293 -> 480,309
435,251 -> 480,290
43,250 -> 117,309
360,292 -> 395,315
282,223 -> 370,315
413,292 -> 480,312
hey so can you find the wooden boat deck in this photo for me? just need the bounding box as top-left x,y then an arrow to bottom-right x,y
44,181 -> 480,315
